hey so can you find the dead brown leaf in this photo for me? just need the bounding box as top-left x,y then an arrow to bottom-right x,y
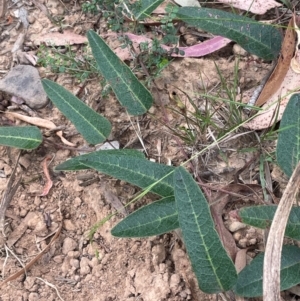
255,17 -> 295,108
245,16 -> 300,130
40,156 -> 53,197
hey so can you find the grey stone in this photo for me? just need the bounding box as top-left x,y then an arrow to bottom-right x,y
0,65 -> 48,109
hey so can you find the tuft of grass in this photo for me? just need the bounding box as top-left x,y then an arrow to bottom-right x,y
37,44 -> 98,82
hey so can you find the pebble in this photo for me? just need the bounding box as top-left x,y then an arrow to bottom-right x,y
28,292 -> 39,301
80,257 -> 91,275
233,44 -> 248,56
70,258 -> 80,269
228,221 -> 247,232
62,237 -> 77,254
63,219 -> 76,231
53,255 -> 64,263
0,65 -> 48,109
68,250 -> 80,258
152,244 -> 166,265
24,276 -> 35,290
19,209 -> 28,217
74,197 -> 82,207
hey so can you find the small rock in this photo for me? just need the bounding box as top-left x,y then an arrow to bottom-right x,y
63,219 -> 76,231
61,257 -> 71,274
0,65 -> 48,109
152,244 -> 166,265
19,209 -> 28,217
68,250 -> 80,258
74,197 -> 82,207
228,221 -> 247,232
28,292 -> 39,301
233,44 -> 248,57
70,258 -> 80,269
84,274 -> 92,282
62,237 -> 77,254
24,276 -> 35,290
74,275 -> 81,282
53,255 -> 64,263
33,220 -> 48,236
80,257 -> 91,275
90,257 -> 99,267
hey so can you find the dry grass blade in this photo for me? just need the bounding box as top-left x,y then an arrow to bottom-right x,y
36,277 -> 65,301
263,162 -> 300,301
0,152 -> 22,237
0,223 -> 62,287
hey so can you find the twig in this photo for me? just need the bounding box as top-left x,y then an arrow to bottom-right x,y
0,151 -> 22,236
0,223 -> 62,287
36,277 -> 65,301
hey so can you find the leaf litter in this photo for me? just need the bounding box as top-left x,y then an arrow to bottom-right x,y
245,15 -> 300,130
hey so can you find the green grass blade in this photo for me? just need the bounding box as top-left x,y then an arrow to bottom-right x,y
42,79 -> 111,145
234,245 -> 300,297
111,196 -> 179,237
277,93 -> 300,177
239,205 -> 300,240
174,166 -> 237,293
0,126 -> 42,149
87,30 -> 153,115
133,0 -> 164,20
56,150 -> 174,197
176,7 -> 281,60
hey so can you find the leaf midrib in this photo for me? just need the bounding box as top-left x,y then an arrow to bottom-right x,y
44,81 -> 106,140
88,32 -> 148,112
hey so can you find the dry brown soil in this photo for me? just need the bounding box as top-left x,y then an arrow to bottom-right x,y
0,1 -> 295,301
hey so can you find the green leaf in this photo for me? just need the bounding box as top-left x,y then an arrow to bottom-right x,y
87,30 -> 153,115
174,166 -> 237,293
176,7 -> 281,60
132,0 -> 164,20
56,150 -> 174,197
111,196 -> 179,237
55,149 -> 145,171
234,245 -> 300,297
277,93 -> 300,177
42,79 -> 111,145
0,126 -> 42,149
239,205 -> 300,240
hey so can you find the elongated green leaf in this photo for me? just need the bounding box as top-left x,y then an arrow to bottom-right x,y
234,245 -> 300,297
0,126 -> 42,149
132,0 -> 164,20
87,30 -> 153,115
111,196 -> 179,237
56,150 -> 174,197
174,166 -> 237,293
239,205 -> 300,240
42,79 -> 111,145
176,7 -> 281,60
55,149 -> 145,171
277,93 -> 300,177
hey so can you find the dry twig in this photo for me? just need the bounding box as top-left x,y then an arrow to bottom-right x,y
0,151 -> 22,237
263,161 -> 300,301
